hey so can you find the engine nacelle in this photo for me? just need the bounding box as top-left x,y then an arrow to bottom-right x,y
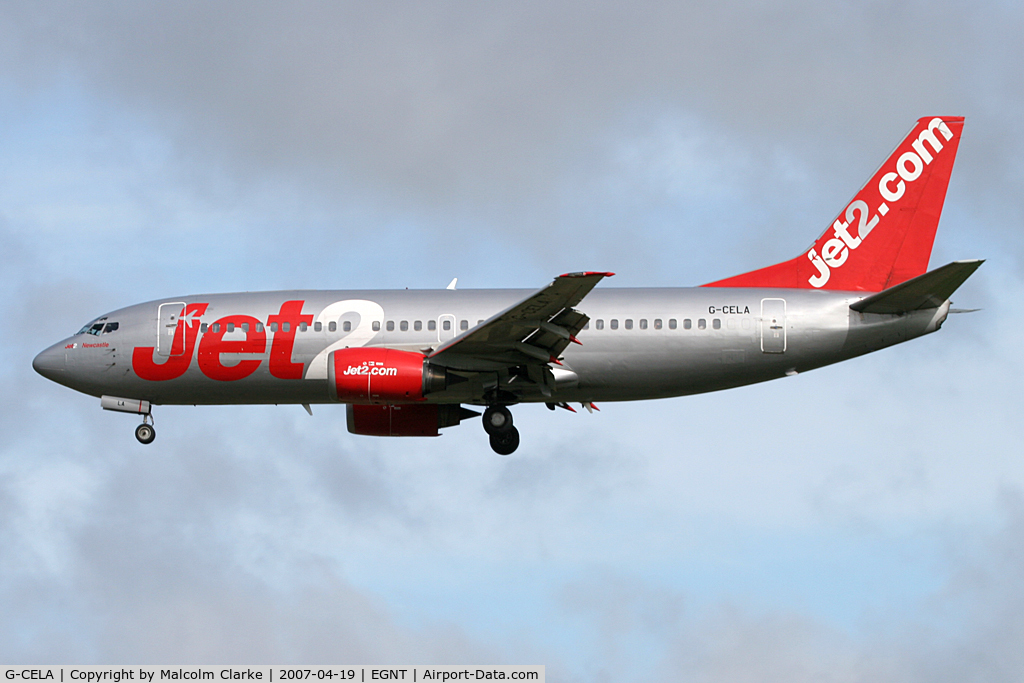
329,347 -> 428,404
346,404 -> 479,437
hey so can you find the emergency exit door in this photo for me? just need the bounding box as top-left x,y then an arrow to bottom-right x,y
760,298 -> 787,353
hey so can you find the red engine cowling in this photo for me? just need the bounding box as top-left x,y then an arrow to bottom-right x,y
329,347 -> 427,404
347,404 -> 441,436
346,403 -> 478,436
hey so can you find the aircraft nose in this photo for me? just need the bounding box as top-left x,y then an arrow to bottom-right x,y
33,343 -> 67,381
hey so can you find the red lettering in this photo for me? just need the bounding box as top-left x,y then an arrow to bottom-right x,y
132,303 -> 208,381
197,315 -> 266,381
267,300 -> 313,379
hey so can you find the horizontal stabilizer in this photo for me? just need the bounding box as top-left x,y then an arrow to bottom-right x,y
850,260 -> 983,314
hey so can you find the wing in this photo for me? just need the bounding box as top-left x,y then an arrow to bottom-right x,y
428,272 -> 613,372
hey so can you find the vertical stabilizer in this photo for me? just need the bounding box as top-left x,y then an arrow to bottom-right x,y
705,117 -> 964,292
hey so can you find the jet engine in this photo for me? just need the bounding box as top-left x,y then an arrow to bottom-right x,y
328,347 -> 463,403
328,347 -> 430,403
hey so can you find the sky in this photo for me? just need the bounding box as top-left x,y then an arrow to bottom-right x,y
1,1 -> 1023,680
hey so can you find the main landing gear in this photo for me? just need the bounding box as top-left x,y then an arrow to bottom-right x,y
483,405 -> 519,455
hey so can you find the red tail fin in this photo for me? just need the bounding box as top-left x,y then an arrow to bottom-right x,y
704,117 -> 964,292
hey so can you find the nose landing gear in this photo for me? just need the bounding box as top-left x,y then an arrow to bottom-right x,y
134,416 -> 156,445
100,396 -> 156,445
483,405 -> 519,455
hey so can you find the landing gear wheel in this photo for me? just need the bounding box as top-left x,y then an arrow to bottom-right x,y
489,426 -> 520,455
483,405 -> 513,435
135,423 -> 156,445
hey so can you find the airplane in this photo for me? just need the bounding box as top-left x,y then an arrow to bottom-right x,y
33,116 -> 982,455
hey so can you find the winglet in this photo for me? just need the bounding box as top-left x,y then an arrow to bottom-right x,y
560,271 -> 615,278
446,278 -> 458,290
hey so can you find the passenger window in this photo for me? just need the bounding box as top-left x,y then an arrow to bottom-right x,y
610,319 -> 619,330
241,323 -> 249,332
282,322 -> 290,332
698,319 -> 706,330
625,319 -> 633,330
212,323 -> 221,333
596,319 -> 604,330
200,323 -> 208,333
372,321 -> 381,331
343,321 -> 352,332
328,321 -> 336,332
639,319 -> 648,330
270,322 -> 278,332
428,320 -> 436,331
713,319 -> 721,330
654,319 -> 662,330
478,319 -> 484,325
414,320 -> 422,331
227,323 -> 235,333
669,319 -> 677,330
461,320 -> 469,331
400,320 -> 409,332
682,319 -> 690,329
102,322 -> 119,334
256,323 -> 264,333
386,321 -> 395,332
314,322 -> 322,332
299,322 -> 308,332
442,320 -> 451,331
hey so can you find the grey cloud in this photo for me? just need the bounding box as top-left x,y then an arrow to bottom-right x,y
664,609 -> 856,683
2,535 -> 491,664
3,1 -> 1021,289
557,569 -> 685,652
0,399 -> 491,663
646,495 -> 1024,683
4,2 -> 1021,230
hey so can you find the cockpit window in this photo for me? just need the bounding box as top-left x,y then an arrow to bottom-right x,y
77,317 -> 108,336
102,322 -> 119,334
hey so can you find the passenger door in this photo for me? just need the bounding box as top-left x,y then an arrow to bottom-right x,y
157,302 -> 186,357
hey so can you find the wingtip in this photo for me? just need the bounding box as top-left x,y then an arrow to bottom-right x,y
559,271 -> 615,279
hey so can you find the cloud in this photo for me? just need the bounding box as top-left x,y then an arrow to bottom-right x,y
2,1 -> 1021,264
645,494 -> 1024,683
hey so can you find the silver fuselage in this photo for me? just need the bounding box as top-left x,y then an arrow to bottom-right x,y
34,287 -> 949,406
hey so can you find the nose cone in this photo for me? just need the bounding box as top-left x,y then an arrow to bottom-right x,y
33,342 -> 67,382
